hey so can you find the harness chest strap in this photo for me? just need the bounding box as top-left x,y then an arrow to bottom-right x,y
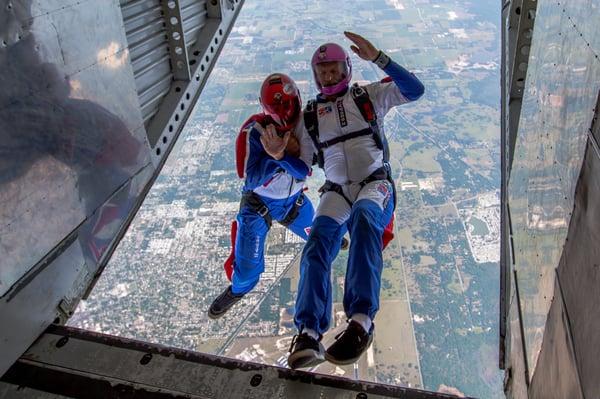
303,83 -> 389,169
307,84 -> 397,209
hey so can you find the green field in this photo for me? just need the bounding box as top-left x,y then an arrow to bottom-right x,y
469,216 -> 490,236
402,147 -> 442,173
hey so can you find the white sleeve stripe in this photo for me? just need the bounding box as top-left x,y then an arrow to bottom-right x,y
242,127 -> 251,179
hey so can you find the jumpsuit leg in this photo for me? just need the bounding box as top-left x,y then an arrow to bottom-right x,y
294,191 -> 351,335
231,206 -> 270,295
284,195 -> 315,240
343,180 -> 394,320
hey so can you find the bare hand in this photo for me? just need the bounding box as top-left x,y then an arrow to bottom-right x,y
260,124 -> 289,160
344,31 -> 379,61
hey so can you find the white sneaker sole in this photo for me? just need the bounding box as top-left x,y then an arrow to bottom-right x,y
324,351 -> 364,365
288,348 -> 325,369
324,335 -> 373,365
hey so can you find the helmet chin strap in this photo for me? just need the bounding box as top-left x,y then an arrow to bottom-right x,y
317,67 -> 350,96
321,80 -> 348,96
264,114 -> 295,133
270,113 -> 283,127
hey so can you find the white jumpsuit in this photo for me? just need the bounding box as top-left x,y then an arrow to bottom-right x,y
294,58 -> 425,334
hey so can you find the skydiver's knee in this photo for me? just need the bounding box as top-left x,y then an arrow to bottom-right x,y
351,199 -> 381,220
310,215 -> 342,236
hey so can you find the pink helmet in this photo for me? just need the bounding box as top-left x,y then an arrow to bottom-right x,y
311,43 -> 352,96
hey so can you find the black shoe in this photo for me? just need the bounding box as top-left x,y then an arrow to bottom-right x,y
287,333 -> 325,369
325,320 -> 374,365
208,286 -> 244,319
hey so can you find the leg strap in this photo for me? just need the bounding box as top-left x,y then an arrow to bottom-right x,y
279,193 -> 305,227
319,181 -> 353,207
240,191 -> 272,227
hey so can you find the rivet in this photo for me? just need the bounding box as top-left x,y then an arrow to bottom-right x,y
56,337 -> 69,348
250,374 -> 262,387
140,353 -> 152,365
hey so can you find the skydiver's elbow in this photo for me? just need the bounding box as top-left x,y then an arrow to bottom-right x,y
406,81 -> 425,101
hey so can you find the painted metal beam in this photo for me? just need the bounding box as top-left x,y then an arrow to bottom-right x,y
0,325 -> 470,399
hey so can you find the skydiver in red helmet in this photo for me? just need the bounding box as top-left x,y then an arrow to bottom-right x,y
208,73 -> 347,319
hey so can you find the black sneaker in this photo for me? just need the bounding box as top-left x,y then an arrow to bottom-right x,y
208,286 -> 244,319
325,320 -> 374,365
287,333 -> 325,369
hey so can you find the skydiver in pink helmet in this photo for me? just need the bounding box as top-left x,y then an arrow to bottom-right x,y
288,31 -> 425,369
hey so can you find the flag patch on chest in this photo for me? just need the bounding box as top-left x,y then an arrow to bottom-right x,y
318,105 -> 333,116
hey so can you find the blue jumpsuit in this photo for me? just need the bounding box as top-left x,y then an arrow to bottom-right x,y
294,59 -> 425,335
231,116 -> 315,295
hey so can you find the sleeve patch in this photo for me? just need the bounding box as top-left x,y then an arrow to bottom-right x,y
380,76 -> 393,83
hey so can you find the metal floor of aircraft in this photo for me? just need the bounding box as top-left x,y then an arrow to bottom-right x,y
0,325 -> 467,399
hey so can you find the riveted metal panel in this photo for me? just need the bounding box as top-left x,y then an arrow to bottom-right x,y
120,0 -> 174,124
501,0 -> 532,369
556,138 -> 600,399
592,90 -> 600,145
0,241 -> 87,378
528,276 -> 584,399
0,163 -> 154,376
507,0 -> 600,378
0,385 -> 71,399
0,0 -> 243,380
181,0 -> 208,49
144,0 -> 243,156
118,0 -> 209,126
0,0 -> 150,298
0,325 -> 467,399
504,271 -> 529,399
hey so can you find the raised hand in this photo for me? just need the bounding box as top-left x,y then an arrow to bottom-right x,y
344,31 -> 379,61
260,124 -> 289,160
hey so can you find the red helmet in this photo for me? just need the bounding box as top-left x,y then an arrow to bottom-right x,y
259,73 -> 301,132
